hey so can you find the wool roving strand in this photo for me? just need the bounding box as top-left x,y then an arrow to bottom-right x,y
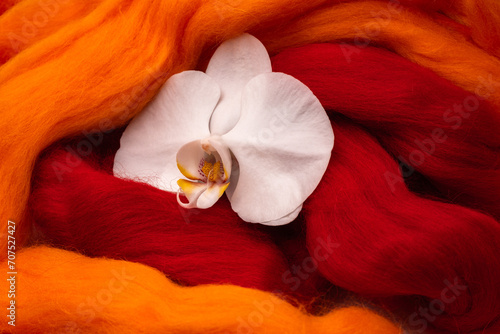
0,246 -> 403,334
304,116 -> 500,333
0,0 -> 103,65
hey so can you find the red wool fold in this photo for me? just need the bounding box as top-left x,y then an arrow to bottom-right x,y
272,43 -> 500,220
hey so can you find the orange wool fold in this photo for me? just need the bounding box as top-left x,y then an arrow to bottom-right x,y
0,247 -> 402,333
446,0 -> 500,56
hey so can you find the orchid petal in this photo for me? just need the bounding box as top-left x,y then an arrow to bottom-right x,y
113,71 -> 220,192
222,72 -> 334,225
177,179 -> 229,209
197,182 -> 231,209
207,33 -> 272,135
177,179 -> 207,209
176,140 -> 206,181
259,205 -> 303,226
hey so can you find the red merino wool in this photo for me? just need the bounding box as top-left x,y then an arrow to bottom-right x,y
29,145 -> 329,303
271,43 -> 500,220
304,116 -> 500,333
0,0 -> 20,15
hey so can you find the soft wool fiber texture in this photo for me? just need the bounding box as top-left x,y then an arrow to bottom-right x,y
306,116 -> 500,333
0,246 -> 401,334
1,0 -> 500,333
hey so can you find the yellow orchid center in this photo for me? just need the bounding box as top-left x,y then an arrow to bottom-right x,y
200,160 -> 223,182
196,151 -> 225,183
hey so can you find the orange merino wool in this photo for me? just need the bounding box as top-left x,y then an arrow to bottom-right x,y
0,247 -> 402,333
0,0 -> 103,63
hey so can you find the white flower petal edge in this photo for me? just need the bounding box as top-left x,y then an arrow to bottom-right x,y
207,33 -> 272,135
222,72 -> 334,225
113,71 -> 221,192
259,205 -> 303,227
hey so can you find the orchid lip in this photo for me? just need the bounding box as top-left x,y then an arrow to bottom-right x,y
175,136 -> 232,209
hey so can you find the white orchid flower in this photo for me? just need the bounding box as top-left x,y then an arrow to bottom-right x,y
113,34 -> 334,226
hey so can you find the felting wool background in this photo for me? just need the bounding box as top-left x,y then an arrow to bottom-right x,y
0,0 -> 499,333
